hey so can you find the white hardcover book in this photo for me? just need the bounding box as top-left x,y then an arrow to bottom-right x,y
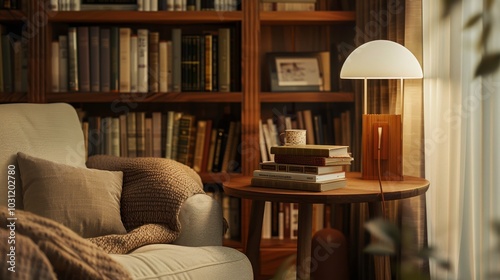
144,0 -> 150,11
119,28 -> 131,92
159,41 -> 168,93
137,29 -> 148,93
253,170 -> 346,183
130,35 -> 138,92
150,0 -> 158,11
261,123 -> 274,161
51,41 -> 60,92
262,201 -> 272,239
137,0 -> 144,11
174,0 -> 182,11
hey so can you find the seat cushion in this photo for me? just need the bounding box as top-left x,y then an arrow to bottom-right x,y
110,244 -> 253,280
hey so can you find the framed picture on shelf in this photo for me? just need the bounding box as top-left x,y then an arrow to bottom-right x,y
267,52 -> 323,92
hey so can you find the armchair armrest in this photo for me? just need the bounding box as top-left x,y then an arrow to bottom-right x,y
173,194 -> 223,247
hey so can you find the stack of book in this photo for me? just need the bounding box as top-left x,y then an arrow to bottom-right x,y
251,144 -> 352,192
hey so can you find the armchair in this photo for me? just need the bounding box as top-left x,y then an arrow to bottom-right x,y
0,103 -> 252,279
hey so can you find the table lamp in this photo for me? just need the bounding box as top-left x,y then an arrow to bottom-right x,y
340,40 -> 423,180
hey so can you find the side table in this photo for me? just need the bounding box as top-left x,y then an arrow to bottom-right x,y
222,172 -> 429,280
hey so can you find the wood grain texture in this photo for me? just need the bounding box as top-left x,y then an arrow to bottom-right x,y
361,114 -> 403,180
223,173 -> 429,205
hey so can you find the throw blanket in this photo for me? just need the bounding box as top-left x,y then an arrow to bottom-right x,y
0,207 -> 131,280
86,155 -> 205,254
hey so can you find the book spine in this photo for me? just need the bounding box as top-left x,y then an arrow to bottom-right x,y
89,26 -> 100,92
171,28 -> 182,92
148,31 -> 159,93
126,112 -> 137,157
274,154 -> 327,166
99,29 -> 111,92
159,41 -> 168,93
170,112 -> 183,160
119,114 -> 128,156
218,28 -> 230,92
166,41 -> 173,91
136,112 -> 146,157
137,29 -> 148,93
67,27 -> 79,92
51,41 -> 59,92
152,112 -> 163,157
251,177 -> 324,192
145,117 -> 153,157
110,27 -> 119,92
165,110 -> 175,159
77,26 -> 90,92
253,170 -> 345,182
192,120 -> 207,172
176,115 -> 195,166
204,33 -> 212,91
119,27 -> 131,92
200,120 -> 213,172
130,35 -> 138,92
111,117 -> 120,157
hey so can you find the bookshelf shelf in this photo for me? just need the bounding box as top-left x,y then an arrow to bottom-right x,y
45,92 -> 243,103
0,92 -> 28,102
48,11 -> 243,23
260,11 -> 355,24
0,10 -> 25,21
260,92 -> 354,103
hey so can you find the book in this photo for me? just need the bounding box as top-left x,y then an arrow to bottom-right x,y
270,144 -> 349,157
253,169 -> 345,182
77,26 -> 90,92
119,27 -> 131,92
126,112 -> 137,157
274,154 -> 353,166
110,27 -> 119,92
56,36 -> 67,91
67,27 -> 79,91
99,29 -> 111,92
159,41 -> 168,92
89,27 -> 101,92
218,28 -> 230,92
251,177 -> 346,192
51,41 -> 59,92
176,114 -> 196,166
192,120 -> 208,172
130,35 -> 138,92
259,161 -> 344,174
136,112 -> 146,157
148,31 -> 159,92
152,112 -> 163,157
171,28 -> 182,92
137,29 -> 148,93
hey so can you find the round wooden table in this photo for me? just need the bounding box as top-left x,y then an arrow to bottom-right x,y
222,172 -> 429,280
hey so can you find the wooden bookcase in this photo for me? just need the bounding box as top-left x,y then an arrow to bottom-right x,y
16,1 -> 357,278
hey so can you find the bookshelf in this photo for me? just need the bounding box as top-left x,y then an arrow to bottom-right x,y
17,0 -> 357,278
0,1 -> 29,103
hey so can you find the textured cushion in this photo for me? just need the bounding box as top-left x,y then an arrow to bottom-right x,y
17,152 -> 126,238
111,244 -> 253,280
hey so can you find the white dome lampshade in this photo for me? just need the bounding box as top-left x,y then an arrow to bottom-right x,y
340,40 -> 423,79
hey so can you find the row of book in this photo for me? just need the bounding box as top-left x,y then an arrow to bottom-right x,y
51,0 -> 239,11
51,26 -> 238,93
0,0 -> 20,9
259,108 -> 352,162
0,30 -> 28,93
80,111 -> 241,173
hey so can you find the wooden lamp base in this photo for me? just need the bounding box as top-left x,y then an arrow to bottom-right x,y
361,114 -> 403,181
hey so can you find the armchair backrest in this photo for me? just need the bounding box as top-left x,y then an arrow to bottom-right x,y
0,103 -> 86,208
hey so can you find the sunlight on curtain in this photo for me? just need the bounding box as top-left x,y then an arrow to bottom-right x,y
423,0 -> 500,278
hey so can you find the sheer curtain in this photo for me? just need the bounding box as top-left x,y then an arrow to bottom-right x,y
423,0 -> 500,278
